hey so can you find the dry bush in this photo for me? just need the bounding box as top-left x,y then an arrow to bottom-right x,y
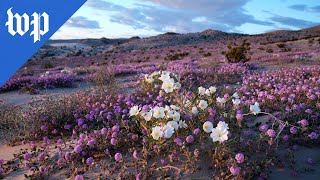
0,105 -> 25,144
0,94 -> 84,145
225,40 -> 251,63
91,65 -> 118,95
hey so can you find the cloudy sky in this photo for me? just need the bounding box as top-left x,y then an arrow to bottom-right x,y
52,0 -> 320,39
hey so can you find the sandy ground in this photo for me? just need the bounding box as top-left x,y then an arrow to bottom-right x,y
0,82 -> 91,107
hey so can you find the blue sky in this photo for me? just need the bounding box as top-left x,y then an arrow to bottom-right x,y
52,0 -> 320,39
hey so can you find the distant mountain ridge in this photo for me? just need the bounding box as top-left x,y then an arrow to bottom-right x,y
36,25 -> 319,59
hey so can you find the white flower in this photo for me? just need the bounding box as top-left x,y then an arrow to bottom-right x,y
167,121 -> 179,130
151,126 -> 163,140
129,106 -> 140,117
141,111 -> 152,121
205,89 -> 211,96
166,110 -> 175,118
203,121 -> 213,133
209,86 -> 217,94
61,69 -> 67,74
179,120 -> 188,129
216,97 -> 226,104
210,127 -> 229,143
232,92 -> 239,99
163,125 -> 175,138
198,86 -> 206,95
172,111 -> 180,121
192,106 -> 199,115
153,106 -> 165,119
216,121 -> 229,131
162,80 -> 175,93
250,102 -> 261,115
164,105 -> 171,112
232,98 -> 241,106
159,72 -> 171,82
198,100 -> 208,110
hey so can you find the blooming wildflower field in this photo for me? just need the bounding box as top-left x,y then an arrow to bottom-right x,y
0,30 -> 320,180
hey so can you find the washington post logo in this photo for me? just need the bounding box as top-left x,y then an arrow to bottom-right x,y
5,8 -> 49,43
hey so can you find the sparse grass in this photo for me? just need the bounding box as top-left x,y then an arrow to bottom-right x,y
0,105 -> 25,144
90,65 -> 119,95
0,93 -> 85,145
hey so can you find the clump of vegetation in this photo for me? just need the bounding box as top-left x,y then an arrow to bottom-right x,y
43,61 -> 54,69
225,40 -> 251,63
91,65 -> 118,94
277,43 -> 286,48
266,48 -> 274,53
164,52 -> 189,61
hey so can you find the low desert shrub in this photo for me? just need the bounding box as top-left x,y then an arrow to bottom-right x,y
225,40 -> 251,63
91,65 -> 118,94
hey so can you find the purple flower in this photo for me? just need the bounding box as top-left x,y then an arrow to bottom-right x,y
136,173 -> 141,180
266,129 -> 276,138
305,109 -> 312,114
23,153 -> 32,160
57,139 -> 64,145
153,144 -> 159,150
80,133 -> 87,139
81,151 -> 87,157
86,157 -> 94,165
74,175 -> 84,180
40,125 -> 47,131
0,168 -> 3,175
208,108 -> 215,116
235,153 -> 245,163
114,153 -> 123,162
290,127 -> 298,134
133,150 -> 139,160
112,132 -> 118,138
78,119 -> 84,126
57,158 -> 65,166
298,119 -> 309,127
229,166 -> 241,176
174,138 -> 183,146
309,132 -> 319,139
236,113 -> 243,121
282,134 -> 289,142
142,129 -> 147,135
65,152 -> 71,160
112,125 -> 120,132
101,128 -> 108,135
87,139 -> 96,146
110,138 -> 117,146
74,145 -> 82,153
259,125 -> 268,132
52,129 -> 58,134
64,124 -> 71,130
193,128 -> 201,135
160,159 -> 168,165
186,135 -> 194,144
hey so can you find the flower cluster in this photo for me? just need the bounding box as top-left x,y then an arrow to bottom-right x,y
144,71 -> 181,93
203,121 -> 230,143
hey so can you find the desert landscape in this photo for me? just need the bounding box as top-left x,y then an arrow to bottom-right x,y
0,25 -> 320,179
